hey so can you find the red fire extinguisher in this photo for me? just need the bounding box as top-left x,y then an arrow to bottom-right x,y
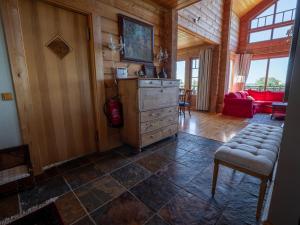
103,96 -> 123,128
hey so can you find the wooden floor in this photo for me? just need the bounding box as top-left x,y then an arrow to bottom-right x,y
178,111 -> 249,142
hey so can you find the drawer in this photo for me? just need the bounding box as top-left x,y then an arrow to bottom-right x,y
141,130 -> 162,147
140,114 -> 178,134
140,106 -> 177,122
162,80 -> 180,87
139,87 -> 179,111
161,124 -> 178,138
139,79 -> 161,87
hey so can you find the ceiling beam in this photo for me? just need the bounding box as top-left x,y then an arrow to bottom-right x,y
176,0 -> 200,10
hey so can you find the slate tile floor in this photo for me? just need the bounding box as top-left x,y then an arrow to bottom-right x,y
0,132 -> 265,225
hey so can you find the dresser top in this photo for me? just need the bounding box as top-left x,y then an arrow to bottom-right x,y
117,77 -> 179,81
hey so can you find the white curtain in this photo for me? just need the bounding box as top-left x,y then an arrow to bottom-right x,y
196,47 -> 213,111
237,53 -> 253,84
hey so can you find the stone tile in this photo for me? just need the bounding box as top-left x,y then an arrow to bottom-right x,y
156,143 -> 189,161
136,152 -> 172,173
20,176 -> 70,210
0,194 -> 19,220
183,180 -> 229,210
91,191 -> 153,225
175,152 -> 212,171
192,164 -> 244,190
217,190 -> 258,225
239,175 -> 261,197
130,175 -> 182,212
55,192 -> 86,225
145,215 -> 169,225
72,216 -> 95,225
159,191 -> 221,225
75,175 -> 125,212
157,162 -> 200,187
64,164 -> 104,189
176,140 -> 200,151
35,167 -> 60,184
111,163 -> 151,188
57,156 -> 90,173
116,145 -> 154,162
86,152 -> 107,163
93,152 -> 130,174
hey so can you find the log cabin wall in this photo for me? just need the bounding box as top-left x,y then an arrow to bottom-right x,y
0,0 -> 172,174
178,0 -> 224,45
230,11 -> 240,52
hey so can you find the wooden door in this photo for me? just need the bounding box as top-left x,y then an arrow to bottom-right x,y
19,0 -> 97,167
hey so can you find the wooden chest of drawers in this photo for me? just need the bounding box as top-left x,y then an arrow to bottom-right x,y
118,78 -> 179,151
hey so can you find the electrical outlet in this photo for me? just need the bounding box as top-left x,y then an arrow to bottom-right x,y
1,92 -> 14,101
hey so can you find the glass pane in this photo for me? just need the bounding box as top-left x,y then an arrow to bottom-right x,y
246,59 -> 268,90
176,61 -> 185,88
266,57 -> 288,92
192,68 -> 198,78
276,0 -> 297,13
272,25 -> 292,39
249,30 -> 272,43
192,59 -> 199,69
258,4 -> 275,17
191,78 -> 198,94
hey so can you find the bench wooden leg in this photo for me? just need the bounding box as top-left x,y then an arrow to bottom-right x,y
212,160 -> 219,196
256,178 -> 268,220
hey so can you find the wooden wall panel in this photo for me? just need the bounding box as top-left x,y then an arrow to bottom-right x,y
230,11 -> 240,52
1,0 -> 172,173
178,0 -> 223,44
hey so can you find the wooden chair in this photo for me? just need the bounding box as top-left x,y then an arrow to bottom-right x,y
179,89 -> 192,117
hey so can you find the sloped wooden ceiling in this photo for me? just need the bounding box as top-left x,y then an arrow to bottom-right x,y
177,26 -> 207,49
151,0 -> 200,9
232,0 -> 264,17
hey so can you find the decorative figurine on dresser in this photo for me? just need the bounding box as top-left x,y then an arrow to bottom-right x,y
118,78 -> 180,152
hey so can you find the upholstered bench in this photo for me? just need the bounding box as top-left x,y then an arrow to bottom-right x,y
212,123 -> 283,220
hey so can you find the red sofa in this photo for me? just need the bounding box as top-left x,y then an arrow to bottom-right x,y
222,91 -> 255,118
246,89 -> 284,114
222,90 -> 284,118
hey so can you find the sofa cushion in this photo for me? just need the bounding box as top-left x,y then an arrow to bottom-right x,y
265,91 -> 284,102
227,92 -> 240,99
215,123 -> 283,176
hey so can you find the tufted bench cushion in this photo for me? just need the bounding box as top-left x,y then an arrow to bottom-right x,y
215,123 -> 283,176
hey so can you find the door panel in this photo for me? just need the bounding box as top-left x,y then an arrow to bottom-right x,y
19,0 -> 96,167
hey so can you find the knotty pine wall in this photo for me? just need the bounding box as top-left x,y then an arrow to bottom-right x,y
178,0 -> 223,45
1,0 -> 172,173
230,11 -> 240,52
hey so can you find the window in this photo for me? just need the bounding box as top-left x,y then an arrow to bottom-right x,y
249,30 -> 272,43
176,61 -> 186,88
249,0 -> 296,43
191,58 -> 199,94
246,57 -> 288,92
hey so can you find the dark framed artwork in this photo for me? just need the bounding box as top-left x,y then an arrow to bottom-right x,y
118,14 -> 154,63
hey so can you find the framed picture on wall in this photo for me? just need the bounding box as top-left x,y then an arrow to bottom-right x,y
115,67 -> 128,79
118,14 -> 154,63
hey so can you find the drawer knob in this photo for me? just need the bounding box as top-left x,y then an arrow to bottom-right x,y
160,89 -> 163,92
149,81 -> 153,84
169,82 -> 172,84
150,135 -> 154,138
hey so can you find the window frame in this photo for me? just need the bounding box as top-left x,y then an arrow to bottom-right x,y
248,1 -> 296,44
245,56 -> 288,92
190,57 -> 199,95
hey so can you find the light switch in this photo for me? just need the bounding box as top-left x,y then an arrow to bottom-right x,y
1,92 -> 14,101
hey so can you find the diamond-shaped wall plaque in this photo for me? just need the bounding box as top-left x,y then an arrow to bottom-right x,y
47,36 -> 71,59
